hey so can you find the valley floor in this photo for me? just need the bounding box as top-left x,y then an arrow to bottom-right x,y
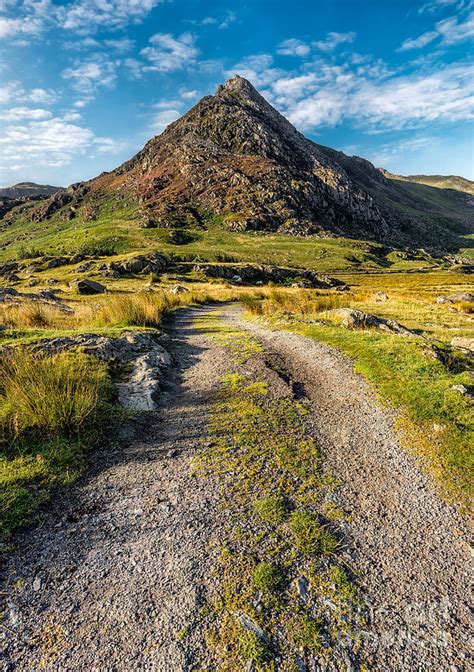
1,304 -> 471,671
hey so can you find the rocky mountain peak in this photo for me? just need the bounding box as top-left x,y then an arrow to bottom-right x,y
215,75 -> 267,106
23,77 -> 471,250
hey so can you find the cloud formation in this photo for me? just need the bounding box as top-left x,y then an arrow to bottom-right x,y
140,33 -> 199,72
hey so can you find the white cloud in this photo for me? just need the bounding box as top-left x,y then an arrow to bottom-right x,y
0,115 -> 122,178
0,0 -> 164,40
399,9 -> 474,50
313,31 -> 356,52
398,30 -> 439,50
418,0 -> 461,14
104,37 -> 134,53
266,59 -> 473,132
0,107 -> 52,121
140,33 -> 199,72
219,11 -> 236,29
227,54 -> 283,88
180,88 -> 198,100
0,117 -> 94,168
367,136 -> 434,167
151,109 -> 181,134
0,81 -> 57,105
62,58 -> 117,95
277,38 -> 311,57
437,11 -> 474,43
56,0 -> 164,35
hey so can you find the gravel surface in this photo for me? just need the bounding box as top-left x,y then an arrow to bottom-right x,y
226,305 -> 473,671
1,303 -> 472,671
0,306 -> 228,671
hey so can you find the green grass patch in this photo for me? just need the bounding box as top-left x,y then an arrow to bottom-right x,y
0,349 -> 114,541
252,562 -> 284,594
193,311 -> 362,670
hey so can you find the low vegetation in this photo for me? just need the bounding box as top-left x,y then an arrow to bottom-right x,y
194,312 -> 361,670
0,350 -> 114,541
244,281 -> 473,507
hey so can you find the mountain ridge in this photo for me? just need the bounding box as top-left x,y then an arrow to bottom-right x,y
0,182 -> 64,199
4,76 -> 473,253
378,169 -> 474,196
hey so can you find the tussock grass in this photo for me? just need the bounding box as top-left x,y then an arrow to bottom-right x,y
244,288 -> 352,318
0,301 -> 59,329
0,350 -> 113,540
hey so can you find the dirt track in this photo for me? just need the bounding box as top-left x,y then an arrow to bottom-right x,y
1,304 -> 471,671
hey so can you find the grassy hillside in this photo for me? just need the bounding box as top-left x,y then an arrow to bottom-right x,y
2,193 -> 472,273
380,170 -> 474,195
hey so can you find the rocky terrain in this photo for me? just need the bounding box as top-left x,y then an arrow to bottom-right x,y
11,76 -> 472,252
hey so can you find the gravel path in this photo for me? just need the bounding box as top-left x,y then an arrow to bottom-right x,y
226,305 -> 473,671
1,303 -> 472,671
1,306 -> 229,671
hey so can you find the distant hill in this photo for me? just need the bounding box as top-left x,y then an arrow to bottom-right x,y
378,169 -> 474,196
0,182 -> 64,198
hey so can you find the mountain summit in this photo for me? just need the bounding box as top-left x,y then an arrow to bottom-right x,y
26,76 -> 473,249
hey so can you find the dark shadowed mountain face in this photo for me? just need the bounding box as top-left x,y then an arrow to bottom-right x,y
0,182 -> 64,198
21,76 -> 474,250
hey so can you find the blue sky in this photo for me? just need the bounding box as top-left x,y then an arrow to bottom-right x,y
0,0 -> 473,187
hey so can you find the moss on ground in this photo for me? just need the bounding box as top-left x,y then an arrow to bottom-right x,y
193,311 -> 363,671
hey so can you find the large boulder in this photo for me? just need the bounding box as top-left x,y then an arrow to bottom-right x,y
71,278 -> 106,294
0,262 -> 19,277
46,256 -> 70,269
329,308 -> 414,335
447,292 -> 474,303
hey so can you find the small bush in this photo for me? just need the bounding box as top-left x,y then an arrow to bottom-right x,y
94,292 -> 171,328
0,350 -> 112,446
254,496 -> 289,525
16,245 -> 44,260
289,510 -> 338,556
252,562 -> 284,593
238,630 -> 271,666
289,614 -> 322,651
76,239 -> 117,257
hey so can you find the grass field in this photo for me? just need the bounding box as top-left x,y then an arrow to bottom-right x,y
3,198 -> 471,272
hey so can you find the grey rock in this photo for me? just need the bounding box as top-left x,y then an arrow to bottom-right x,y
451,384 -> 468,395
71,278 -> 106,294
169,285 -> 189,294
235,612 -> 270,644
450,337 -> 474,352
295,576 -> 309,602
447,292 -> 474,303
330,308 -> 414,335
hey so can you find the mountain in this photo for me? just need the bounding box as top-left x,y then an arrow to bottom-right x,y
378,169 -> 474,196
9,77 -> 474,251
0,182 -> 64,198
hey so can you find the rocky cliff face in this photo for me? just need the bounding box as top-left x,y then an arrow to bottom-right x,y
22,76 -> 473,248
113,75 -> 389,239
